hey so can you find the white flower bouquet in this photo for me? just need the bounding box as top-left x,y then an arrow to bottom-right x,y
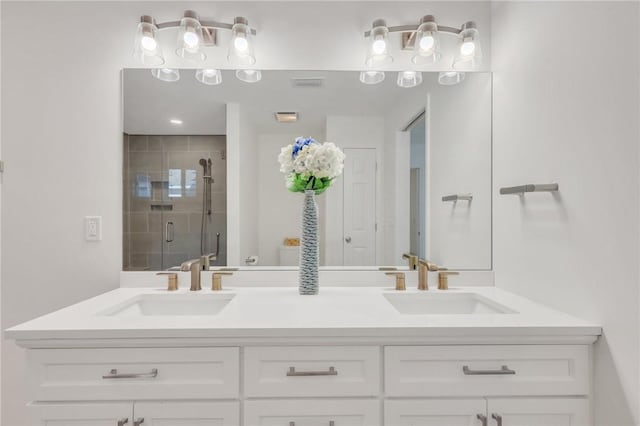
278,137 -> 346,194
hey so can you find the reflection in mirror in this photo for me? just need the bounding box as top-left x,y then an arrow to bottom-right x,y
122,70 -> 491,271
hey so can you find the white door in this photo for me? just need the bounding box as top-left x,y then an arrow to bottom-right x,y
133,401 -> 239,426
343,148 -> 376,266
30,402 -> 132,426
385,399 -> 487,426
487,398 -> 590,426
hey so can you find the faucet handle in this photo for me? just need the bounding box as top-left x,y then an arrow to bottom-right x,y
402,253 -> 418,270
437,271 -> 459,290
156,272 -> 179,291
385,272 -> 406,291
212,272 -> 233,291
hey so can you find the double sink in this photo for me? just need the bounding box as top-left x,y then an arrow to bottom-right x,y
100,290 -> 515,318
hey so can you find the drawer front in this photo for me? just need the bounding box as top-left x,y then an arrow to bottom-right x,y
244,346 -> 380,397
28,347 -> 239,401
244,399 -> 380,426
385,345 -> 589,397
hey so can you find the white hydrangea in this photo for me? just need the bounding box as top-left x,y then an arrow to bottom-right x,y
304,142 -> 345,179
278,144 -> 295,174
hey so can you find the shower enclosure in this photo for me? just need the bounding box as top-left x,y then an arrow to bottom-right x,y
123,134 -> 227,270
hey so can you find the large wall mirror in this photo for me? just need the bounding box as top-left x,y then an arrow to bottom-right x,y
123,69 -> 492,271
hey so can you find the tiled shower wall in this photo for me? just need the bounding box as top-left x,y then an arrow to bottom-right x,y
123,134 -> 227,270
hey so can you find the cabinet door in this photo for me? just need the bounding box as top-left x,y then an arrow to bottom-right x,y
487,398 -> 590,426
385,399 -> 487,426
244,399 -> 380,426
29,402 -> 132,426
133,401 -> 239,426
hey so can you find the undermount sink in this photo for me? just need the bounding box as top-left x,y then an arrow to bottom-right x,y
383,291 -> 516,315
99,293 -> 235,317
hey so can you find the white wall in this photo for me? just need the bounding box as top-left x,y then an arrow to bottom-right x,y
491,2 -> 639,425
427,73 -> 492,270
0,2 -> 493,424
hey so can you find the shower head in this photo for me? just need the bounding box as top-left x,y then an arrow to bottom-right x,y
199,158 -> 207,167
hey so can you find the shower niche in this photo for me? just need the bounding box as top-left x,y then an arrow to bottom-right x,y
123,134 -> 227,270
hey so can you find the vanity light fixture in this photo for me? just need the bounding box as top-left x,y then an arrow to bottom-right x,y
228,17 -> 256,66
397,71 -> 422,88
438,71 -> 465,85
133,16 -> 164,65
359,70 -> 385,85
361,15 -> 482,80
236,69 -> 262,83
134,10 -> 260,78
151,68 -> 180,82
365,19 -> 393,67
195,69 -> 223,85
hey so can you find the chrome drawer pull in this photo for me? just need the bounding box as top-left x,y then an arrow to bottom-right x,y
102,368 -> 158,379
289,422 -> 335,426
286,366 -> 338,377
463,365 -> 516,375
491,414 -> 503,426
117,419 -> 129,426
477,414 -> 487,426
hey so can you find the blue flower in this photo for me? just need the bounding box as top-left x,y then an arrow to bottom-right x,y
292,137 -> 317,158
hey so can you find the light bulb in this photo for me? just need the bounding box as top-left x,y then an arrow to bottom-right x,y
204,69 -> 216,77
460,40 -> 475,56
183,30 -> 199,48
141,35 -> 157,51
234,36 -> 249,52
372,38 -> 386,55
419,35 -> 435,51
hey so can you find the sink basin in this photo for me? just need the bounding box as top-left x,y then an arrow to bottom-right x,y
99,293 -> 235,317
383,292 -> 516,315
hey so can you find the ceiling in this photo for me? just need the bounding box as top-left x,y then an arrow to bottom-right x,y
123,69 -> 444,135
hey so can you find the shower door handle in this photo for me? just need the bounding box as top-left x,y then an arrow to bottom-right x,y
165,221 -> 174,243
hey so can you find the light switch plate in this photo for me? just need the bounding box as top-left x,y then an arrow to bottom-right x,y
85,216 -> 102,241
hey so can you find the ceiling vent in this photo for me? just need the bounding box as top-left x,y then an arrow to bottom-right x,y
291,78 -> 325,88
275,112 -> 298,123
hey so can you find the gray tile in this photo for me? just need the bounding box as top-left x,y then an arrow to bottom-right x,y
130,151 -> 162,171
147,136 -> 164,151
189,135 -> 216,152
162,135 -> 189,152
130,213 -> 148,233
129,135 -> 148,152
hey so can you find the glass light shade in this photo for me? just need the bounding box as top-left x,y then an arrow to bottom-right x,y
411,17 -> 441,65
453,22 -> 482,70
151,68 -> 180,82
236,69 -> 262,83
438,71 -> 465,85
365,20 -> 393,67
359,70 -> 385,85
133,16 -> 164,66
196,69 -> 223,85
397,71 -> 422,88
228,17 -> 256,66
176,11 -> 206,62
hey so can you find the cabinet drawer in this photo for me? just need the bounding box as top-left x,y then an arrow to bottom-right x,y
385,345 -> 589,397
244,399 -> 380,426
244,346 -> 380,397
28,347 -> 239,401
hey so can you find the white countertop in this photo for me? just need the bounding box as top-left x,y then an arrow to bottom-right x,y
6,286 -> 601,347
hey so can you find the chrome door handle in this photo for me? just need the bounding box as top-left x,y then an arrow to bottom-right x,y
289,422 -> 335,426
463,365 -> 516,375
102,368 -> 158,379
133,418 -> 144,426
345,236 -> 352,243
117,419 -> 129,426
165,221 -> 174,242
477,414 -> 487,426
491,414 -> 503,426
286,366 -> 338,376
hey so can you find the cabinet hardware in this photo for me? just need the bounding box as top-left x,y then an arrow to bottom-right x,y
477,414 -> 487,426
499,183 -> 559,195
442,194 -> 473,202
133,418 -> 144,426
289,422 -> 335,426
491,413 -> 503,426
165,221 -> 174,242
286,366 -> 338,376
102,368 -> 158,379
117,419 -> 129,426
463,365 -> 516,375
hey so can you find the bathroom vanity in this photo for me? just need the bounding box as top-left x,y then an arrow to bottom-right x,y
7,271 -> 601,426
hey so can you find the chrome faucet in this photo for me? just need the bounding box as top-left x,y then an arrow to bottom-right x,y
180,258 -> 202,291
